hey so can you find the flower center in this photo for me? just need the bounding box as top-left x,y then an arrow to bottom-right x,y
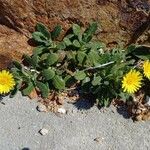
0,78 -> 8,85
126,77 -> 133,85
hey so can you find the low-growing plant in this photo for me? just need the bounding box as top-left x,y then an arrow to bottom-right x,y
11,23 -> 66,98
9,22 -> 150,107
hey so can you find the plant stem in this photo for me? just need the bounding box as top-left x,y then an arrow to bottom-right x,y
83,61 -> 115,71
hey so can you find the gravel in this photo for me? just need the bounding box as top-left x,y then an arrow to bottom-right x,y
57,107 -> 66,114
36,104 -> 47,112
39,128 -> 49,136
0,93 -> 150,150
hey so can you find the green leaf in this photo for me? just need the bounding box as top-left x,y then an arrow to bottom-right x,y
87,50 -> 100,66
41,53 -> 49,60
65,34 -> 74,39
13,61 -> 22,70
64,75 -> 72,82
104,81 -> 109,85
74,71 -> 86,80
73,40 -> 81,48
127,45 -> 137,53
23,54 -> 39,68
51,25 -> 62,39
67,51 -> 76,60
10,81 -> 22,98
82,77 -> 90,84
22,82 -> 34,96
77,51 -> 87,64
86,41 -> 105,50
33,46 -> 46,55
57,42 -> 66,50
83,22 -> 97,42
64,75 -> 75,87
32,32 -> 47,43
46,53 -> 59,66
63,37 -> 72,46
31,54 -> 39,68
72,24 -> 81,36
10,86 -> 19,98
11,68 -> 22,80
103,98 -> 110,107
83,36 -> 92,43
92,76 -> 102,86
131,47 -> 150,60
84,22 -> 97,36
23,54 -> 32,65
36,23 -> 50,39
36,81 -> 49,98
119,92 -> 130,101
42,68 -> 55,80
55,69 -> 64,75
53,75 -> 65,90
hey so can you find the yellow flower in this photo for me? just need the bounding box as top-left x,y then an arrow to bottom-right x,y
0,70 -> 15,94
122,70 -> 142,94
143,60 -> 150,79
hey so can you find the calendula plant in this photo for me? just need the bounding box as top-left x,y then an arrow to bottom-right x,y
73,48 -> 135,106
10,22 -> 105,98
11,23 -> 67,98
10,22 -> 150,107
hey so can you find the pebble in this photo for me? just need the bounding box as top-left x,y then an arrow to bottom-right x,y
94,137 -> 104,143
72,109 -> 77,113
39,128 -> 49,135
94,137 -> 101,142
36,104 -> 47,112
57,107 -> 66,114
57,96 -> 64,105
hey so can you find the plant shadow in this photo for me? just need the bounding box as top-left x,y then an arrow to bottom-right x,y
22,148 -> 30,150
0,95 -> 3,101
0,93 -> 11,105
116,104 -> 131,119
73,94 -> 96,110
27,38 -> 37,47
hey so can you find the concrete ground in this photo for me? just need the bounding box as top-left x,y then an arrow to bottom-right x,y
0,93 -> 150,150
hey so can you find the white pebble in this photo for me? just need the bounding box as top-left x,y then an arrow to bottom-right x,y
37,104 -> 47,112
57,108 -> 66,114
39,128 -> 49,135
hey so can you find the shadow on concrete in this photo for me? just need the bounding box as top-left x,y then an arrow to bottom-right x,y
22,148 -> 30,150
116,104 -> 131,119
73,97 -> 95,110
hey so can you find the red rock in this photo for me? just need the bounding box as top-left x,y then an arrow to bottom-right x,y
0,0 -> 149,68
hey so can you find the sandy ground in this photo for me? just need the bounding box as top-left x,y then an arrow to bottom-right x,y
0,93 -> 150,150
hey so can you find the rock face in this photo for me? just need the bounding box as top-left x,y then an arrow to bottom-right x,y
0,0 -> 150,68
0,25 -> 32,69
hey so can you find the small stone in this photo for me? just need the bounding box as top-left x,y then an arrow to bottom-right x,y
94,137 -> 104,143
57,96 -> 64,105
135,109 -> 142,115
37,104 -> 47,112
94,137 -> 101,142
57,107 -> 66,114
111,110 -> 115,113
39,128 -> 49,135
72,109 -> 77,113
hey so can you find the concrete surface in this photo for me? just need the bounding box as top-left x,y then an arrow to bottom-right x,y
0,93 -> 150,150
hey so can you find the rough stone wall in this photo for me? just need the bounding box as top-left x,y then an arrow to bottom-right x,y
0,0 -> 149,68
